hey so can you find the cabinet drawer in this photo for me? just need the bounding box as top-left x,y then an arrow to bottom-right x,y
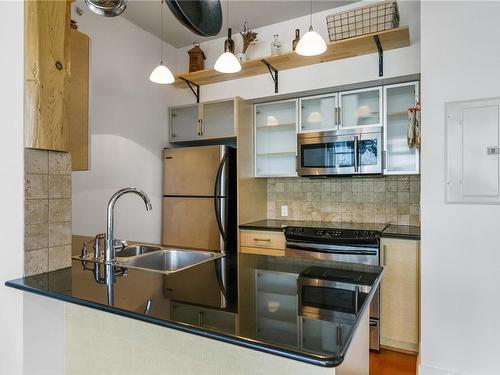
240,230 -> 285,250
240,246 -> 285,257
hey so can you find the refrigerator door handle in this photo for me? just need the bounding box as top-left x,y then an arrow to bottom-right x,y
214,152 -> 228,242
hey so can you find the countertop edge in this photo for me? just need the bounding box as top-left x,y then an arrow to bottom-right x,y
4,279 -> 344,368
380,232 -> 421,240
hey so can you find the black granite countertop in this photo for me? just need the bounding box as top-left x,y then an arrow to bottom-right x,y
5,254 -> 382,367
239,220 -> 420,240
380,224 -> 420,240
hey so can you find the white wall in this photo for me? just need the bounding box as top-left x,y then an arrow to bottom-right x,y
420,2 -> 500,374
0,1 -> 24,374
173,0 -> 420,104
71,1 -> 178,243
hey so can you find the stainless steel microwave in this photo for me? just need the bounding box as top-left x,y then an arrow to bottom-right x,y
297,127 -> 383,176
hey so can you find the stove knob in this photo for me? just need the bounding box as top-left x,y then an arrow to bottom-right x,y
353,231 -> 359,238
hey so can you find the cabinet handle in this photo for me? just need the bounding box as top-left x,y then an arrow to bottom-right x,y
55,61 -> 63,70
253,238 -> 271,242
382,245 -> 387,266
197,119 -> 201,136
200,119 -> 204,135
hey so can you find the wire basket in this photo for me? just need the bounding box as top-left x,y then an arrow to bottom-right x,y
326,1 -> 400,42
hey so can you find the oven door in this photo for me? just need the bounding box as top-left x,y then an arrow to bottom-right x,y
297,129 -> 382,176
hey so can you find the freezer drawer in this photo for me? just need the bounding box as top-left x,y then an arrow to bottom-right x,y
162,197 -> 221,251
163,146 -> 224,196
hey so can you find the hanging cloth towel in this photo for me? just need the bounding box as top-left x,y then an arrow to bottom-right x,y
407,101 -> 421,149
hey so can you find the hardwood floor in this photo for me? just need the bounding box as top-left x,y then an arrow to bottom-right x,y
370,348 -> 417,375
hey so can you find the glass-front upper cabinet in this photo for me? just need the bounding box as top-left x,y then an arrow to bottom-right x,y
339,87 -> 382,128
384,81 -> 419,174
299,93 -> 337,133
254,99 -> 298,177
169,104 -> 199,142
200,99 -> 236,139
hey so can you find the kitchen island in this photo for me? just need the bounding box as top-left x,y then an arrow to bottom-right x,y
6,253 -> 382,374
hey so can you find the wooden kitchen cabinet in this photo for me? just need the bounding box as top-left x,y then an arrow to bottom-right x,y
380,237 -> 420,353
24,0 -> 72,151
239,229 -> 286,256
69,28 -> 90,171
169,97 -> 243,143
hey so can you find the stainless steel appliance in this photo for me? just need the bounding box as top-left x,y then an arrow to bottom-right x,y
162,145 -> 236,253
297,127 -> 382,176
284,225 -> 384,351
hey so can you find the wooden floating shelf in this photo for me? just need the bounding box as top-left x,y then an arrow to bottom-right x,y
175,27 -> 410,89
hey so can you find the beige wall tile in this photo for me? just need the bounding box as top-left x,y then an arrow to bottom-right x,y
25,248 -> 48,277
266,175 -> 420,225
49,245 -> 72,271
49,222 -> 72,247
49,174 -> 71,198
25,199 -> 48,225
25,174 -> 48,199
25,224 -> 48,251
25,149 -> 48,174
49,199 -> 72,223
49,151 -> 71,175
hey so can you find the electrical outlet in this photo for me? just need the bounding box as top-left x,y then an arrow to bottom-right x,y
281,205 -> 288,217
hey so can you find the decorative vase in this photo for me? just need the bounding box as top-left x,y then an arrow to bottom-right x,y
236,52 -> 247,63
271,34 -> 282,56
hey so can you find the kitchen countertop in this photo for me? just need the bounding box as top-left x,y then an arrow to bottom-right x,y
5,253 -> 382,368
239,220 -> 420,240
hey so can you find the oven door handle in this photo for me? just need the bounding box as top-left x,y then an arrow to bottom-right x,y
286,241 -> 378,255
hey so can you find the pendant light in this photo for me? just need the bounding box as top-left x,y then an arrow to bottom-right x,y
214,1 -> 241,73
150,0 -> 174,84
296,0 -> 327,57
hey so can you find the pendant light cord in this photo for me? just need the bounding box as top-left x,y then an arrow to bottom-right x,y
310,0 -> 312,26
160,0 -> 163,64
226,0 -> 229,29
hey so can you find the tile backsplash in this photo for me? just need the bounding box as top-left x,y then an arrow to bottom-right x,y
25,149 -> 72,276
267,175 -> 420,226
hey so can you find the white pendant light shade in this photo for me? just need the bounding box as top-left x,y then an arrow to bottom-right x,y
296,26 -> 327,56
149,64 -> 175,84
214,51 -> 241,73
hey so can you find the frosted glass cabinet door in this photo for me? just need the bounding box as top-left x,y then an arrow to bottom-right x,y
384,82 -> 419,174
201,99 -> 236,139
170,104 -> 199,142
340,87 -> 382,128
254,99 -> 298,177
299,94 -> 337,132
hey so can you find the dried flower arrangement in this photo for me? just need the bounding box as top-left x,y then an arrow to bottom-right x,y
240,21 -> 258,54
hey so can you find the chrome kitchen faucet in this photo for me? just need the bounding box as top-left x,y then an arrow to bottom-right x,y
105,188 -> 152,264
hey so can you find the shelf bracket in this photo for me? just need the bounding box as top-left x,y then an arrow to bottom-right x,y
261,59 -> 279,93
179,77 -> 200,103
374,35 -> 383,77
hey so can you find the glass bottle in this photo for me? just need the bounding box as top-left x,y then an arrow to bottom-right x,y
271,34 -> 282,56
292,29 -> 300,51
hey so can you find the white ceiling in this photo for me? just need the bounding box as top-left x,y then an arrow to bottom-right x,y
121,0 -> 358,48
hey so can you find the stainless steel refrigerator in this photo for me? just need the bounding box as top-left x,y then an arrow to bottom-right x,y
162,145 -> 237,253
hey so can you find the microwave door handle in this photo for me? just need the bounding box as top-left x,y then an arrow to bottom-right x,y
354,136 -> 359,173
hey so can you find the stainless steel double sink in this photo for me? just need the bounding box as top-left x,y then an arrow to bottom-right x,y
76,245 -> 224,275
